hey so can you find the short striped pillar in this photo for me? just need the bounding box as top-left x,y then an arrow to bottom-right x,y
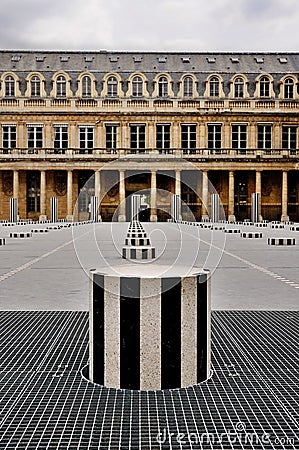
251,193 -> 260,223
211,194 -> 220,223
131,194 -> 141,221
89,266 -> 211,391
10,198 -> 18,223
171,194 -> 180,222
50,197 -> 58,223
90,196 -> 99,222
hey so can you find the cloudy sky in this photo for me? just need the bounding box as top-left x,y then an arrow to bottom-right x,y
0,0 -> 298,51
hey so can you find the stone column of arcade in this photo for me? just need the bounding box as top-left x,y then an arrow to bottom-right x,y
228,170 -> 236,222
150,171 -> 157,222
118,170 -> 126,222
39,170 -> 47,221
66,170 -> 73,221
175,170 -> 182,221
281,170 -> 289,222
201,170 -> 209,221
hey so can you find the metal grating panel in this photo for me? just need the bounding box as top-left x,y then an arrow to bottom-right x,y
0,311 -> 298,449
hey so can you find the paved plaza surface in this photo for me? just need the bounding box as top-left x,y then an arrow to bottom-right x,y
0,221 -> 298,310
0,221 -> 298,449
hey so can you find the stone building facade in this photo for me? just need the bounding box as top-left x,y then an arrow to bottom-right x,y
0,50 -> 298,222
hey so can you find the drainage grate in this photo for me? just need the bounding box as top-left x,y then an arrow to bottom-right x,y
0,311 -> 298,449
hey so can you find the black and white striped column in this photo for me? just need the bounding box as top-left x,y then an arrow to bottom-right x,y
50,197 -> 58,223
251,193 -> 260,223
171,194 -> 180,222
89,266 -> 211,390
131,194 -> 141,222
10,198 -> 18,223
211,194 -> 220,223
90,196 -> 99,222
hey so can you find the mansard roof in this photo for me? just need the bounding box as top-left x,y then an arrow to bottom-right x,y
1,50 -> 299,75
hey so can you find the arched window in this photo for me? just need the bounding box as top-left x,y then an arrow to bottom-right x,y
260,76 -> 270,97
183,76 -> 193,97
107,76 -> 118,96
56,75 -> 67,97
30,76 -> 41,97
234,77 -> 244,98
210,77 -> 220,97
82,75 -> 92,98
158,76 -> 168,97
284,78 -> 294,99
5,76 -> 15,97
132,76 -> 143,97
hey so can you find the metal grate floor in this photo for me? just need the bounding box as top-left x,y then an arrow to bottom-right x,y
0,311 -> 298,449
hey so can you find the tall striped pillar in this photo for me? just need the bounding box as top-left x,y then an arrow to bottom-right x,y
10,198 -> 18,223
251,193 -> 260,223
171,194 -> 180,222
131,194 -> 141,221
50,197 -> 58,223
89,266 -> 211,390
211,193 -> 220,223
90,196 -> 99,222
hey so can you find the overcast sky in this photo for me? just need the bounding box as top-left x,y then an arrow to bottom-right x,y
0,0 -> 298,52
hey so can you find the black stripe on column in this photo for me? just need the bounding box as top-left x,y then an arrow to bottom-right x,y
120,277 -> 140,390
92,273 -> 105,385
197,273 -> 208,382
161,277 -> 181,389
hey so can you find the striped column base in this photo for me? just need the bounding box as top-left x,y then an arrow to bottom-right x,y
241,232 -> 263,238
255,223 -> 268,227
9,232 -> 32,238
125,237 -> 151,246
212,226 -> 225,231
290,227 -> 299,232
271,225 -> 285,229
89,266 -> 211,391
0,238 -> 5,245
31,229 -> 49,233
268,238 -> 296,246
243,222 -> 254,226
224,229 -> 241,233
122,246 -> 156,260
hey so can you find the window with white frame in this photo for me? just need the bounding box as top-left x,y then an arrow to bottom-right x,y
132,76 -> 143,97
258,124 -> 272,149
284,78 -> 294,99
158,77 -> 168,97
282,125 -> 297,149
5,76 -> 15,97
260,76 -> 270,97
82,75 -> 92,98
54,125 -> 68,150
27,125 -> 43,148
56,75 -> 67,97
207,124 -> 222,149
232,124 -> 247,149
105,124 -> 120,149
156,124 -> 170,149
130,124 -> 145,149
2,125 -> 16,148
234,77 -> 244,98
181,124 -> 196,151
210,77 -> 220,97
107,76 -> 118,96
79,126 -> 94,149
183,77 -> 193,97
30,76 -> 41,97
27,171 -> 40,213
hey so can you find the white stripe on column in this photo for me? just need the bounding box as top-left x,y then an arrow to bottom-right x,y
104,276 -> 120,388
181,276 -> 197,386
89,274 -> 95,383
140,278 -> 161,390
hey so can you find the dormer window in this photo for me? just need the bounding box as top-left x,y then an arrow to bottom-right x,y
234,77 -> 244,98
56,75 -> 67,97
260,76 -> 270,97
132,76 -> 143,97
30,76 -> 41,97
5,76 -> 15,97
82,75 -> 92,98
284,77 -> 294,99
183,76 -> 193,97
107,76 -> 118,96
158,76 -> 168,97
210,77 -> 220,97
